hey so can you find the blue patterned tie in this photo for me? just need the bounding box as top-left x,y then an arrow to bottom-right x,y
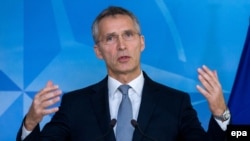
116,85 -> 134,141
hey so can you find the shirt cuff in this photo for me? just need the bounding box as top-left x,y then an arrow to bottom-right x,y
21,124 -> 32,140
214,117 -> 230,131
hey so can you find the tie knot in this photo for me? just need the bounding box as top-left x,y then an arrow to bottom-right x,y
118,85 -> 130,95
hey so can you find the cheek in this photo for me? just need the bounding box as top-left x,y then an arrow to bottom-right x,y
135,43 -> 144,55
102,49 -> 117,62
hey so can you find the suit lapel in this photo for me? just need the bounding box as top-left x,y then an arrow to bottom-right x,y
133,72 -> 161,141
90,77 -> 116,141
89,73 -> 161,141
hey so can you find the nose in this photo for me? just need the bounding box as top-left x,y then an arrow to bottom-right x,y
117,35 -> 126,50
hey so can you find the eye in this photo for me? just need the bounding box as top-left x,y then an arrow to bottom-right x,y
105,35 -> 115,42
123,31 -> 137,41
124,31 -> 134,38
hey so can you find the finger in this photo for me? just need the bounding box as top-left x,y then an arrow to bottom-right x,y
30,94 -> 60,118
198,67 -> 214,83
202,66 -> 221,89
212,70 -> 222,89
202,65 -> 215,79
42,85 -> 60,94
39,89 -> 62,102
43,81 -> 59,94
198,74 -> 213,94
202,65 -> 220,84
35,85 -> 62,101
198,68 -> 212,87
41,96 -> 61,109
196,85 -> 210,99
46,80 -> 54,87
42,107 -> 59,115
213,70 -> 217,76
198,66 -> 218,89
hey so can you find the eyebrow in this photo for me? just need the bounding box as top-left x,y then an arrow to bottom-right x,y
104,29 -> 136,36
105,32 -> 116,36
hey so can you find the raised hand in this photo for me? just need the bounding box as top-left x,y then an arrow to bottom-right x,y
24,81 -> 62,131
196,65 -> 227,116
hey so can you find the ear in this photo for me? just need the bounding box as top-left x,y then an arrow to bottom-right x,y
94,45 -> 103,59
140,35 -> 145,52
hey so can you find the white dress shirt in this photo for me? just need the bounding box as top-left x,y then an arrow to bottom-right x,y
108,71 -> 144,133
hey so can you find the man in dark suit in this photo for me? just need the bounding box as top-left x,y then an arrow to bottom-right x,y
17,6 -> 230,141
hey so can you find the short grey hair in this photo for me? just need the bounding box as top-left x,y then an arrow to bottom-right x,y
91,6 -> 141,44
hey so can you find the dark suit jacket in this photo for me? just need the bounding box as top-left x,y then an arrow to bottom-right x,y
17,72 -> 226,141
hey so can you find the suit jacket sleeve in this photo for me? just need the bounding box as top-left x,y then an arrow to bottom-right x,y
16,78 -> 114,141
16,117 -> 41,141
16,93 -> 72,141
132,73 -> 227,141
176,93 -> 226,141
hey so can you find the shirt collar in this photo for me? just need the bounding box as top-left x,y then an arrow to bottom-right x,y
108,71 -> 144,97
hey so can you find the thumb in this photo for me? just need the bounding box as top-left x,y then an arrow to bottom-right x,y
46,80 -> 54,87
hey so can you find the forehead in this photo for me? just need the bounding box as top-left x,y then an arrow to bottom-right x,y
98,14 -> 136,35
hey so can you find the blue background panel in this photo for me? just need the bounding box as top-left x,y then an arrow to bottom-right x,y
0,0 -> 250,140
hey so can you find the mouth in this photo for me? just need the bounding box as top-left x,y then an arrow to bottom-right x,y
118,56 -> 130,63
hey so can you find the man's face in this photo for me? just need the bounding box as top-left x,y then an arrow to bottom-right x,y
94,14 -> 145,77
